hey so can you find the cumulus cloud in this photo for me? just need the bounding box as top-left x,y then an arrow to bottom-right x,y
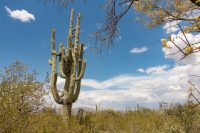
137,68 -> 145,73
44,13 -> 200,110
44,63 -> 200,110
137,65 -> 170,74
130,46 -> 148,54
163,20 -> 180,34
56,75 -> 136,90
5,6 -> 35,22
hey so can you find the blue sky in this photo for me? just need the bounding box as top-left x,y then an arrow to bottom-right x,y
0,0 -> 172,79
2,0 -> 199,109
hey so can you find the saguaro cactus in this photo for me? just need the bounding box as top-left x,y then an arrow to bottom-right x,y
48,9 -> 86,125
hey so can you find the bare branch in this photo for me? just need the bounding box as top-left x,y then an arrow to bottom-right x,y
92,0 -> 135,51
190,0 -> 200,6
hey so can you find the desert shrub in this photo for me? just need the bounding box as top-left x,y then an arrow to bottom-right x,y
160,101 -> 200,133
0,61 -> 45,133
1,62 -> 200,133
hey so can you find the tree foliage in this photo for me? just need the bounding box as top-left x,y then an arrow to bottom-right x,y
40,0 -> 200,52
133,0 -> 200,59
0,61 -> 45,132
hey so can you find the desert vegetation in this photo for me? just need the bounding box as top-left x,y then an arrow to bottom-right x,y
0,61 -> 200,133
1,0 -> 200,132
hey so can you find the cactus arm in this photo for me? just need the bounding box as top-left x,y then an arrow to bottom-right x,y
49,29 -> 63,104
73,52 -> 86,101
67,9 -> 74,59
76,60 -> 86,81
68,9 -> 74,48
50,29 -> 57,74
72,80 -> 81,102
51,29 -> 56,51
51,72 -> 63,104
73,53 -> 86,102
76,43 -> 86,81
72,12 -> 85,99
58,42 -> 66,78
74,13 -> 80,46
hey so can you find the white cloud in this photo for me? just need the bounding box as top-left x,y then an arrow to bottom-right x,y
44,16 -> 200,110
5,6 -> 35,22
43,63 -> 200,110
57,75 -> 137,90
130,46 -> 148,54
137,65 -> 170,74
163,20 -> 180,34
137,68 -> 145,73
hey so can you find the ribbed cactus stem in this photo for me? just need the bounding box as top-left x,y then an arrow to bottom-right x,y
68,9 -> 74,49
59,42 -> 66,78
49,9 -> 86,127
51,29 -> 57,76
75,13 -> 80,46
51,29 -> 56,50
50,29 -> 63,105
76,61 -> 86,81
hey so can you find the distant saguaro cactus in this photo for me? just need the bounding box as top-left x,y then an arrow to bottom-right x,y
48,9 -> 86,125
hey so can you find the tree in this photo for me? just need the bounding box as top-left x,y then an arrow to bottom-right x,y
94,0 -> 200,54
188,81 -> 200,106
132,0 -> 200,59
0,61 -> 45,132
40,0 -> 200,52
190,0 -> 200,6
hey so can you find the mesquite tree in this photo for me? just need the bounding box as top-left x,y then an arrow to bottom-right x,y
42,0 -> 200,50
48,9 -> 86,125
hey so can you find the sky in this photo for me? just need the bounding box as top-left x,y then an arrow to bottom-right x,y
1,0 -> 200,110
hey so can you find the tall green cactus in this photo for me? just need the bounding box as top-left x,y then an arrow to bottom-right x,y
48,9 -> 86,125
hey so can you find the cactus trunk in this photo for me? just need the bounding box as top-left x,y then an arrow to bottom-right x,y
63,104 -> 72,124
48,9 -> 86,126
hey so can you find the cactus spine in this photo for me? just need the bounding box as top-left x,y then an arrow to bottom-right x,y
49,9 -> 86,125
